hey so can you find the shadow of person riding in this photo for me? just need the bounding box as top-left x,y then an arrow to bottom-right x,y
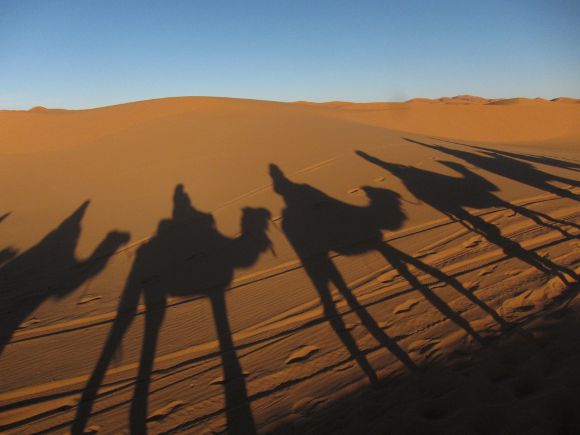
407,138 -> 579,201
453,140 -> 580,173
0,201 -> 130,356
72,184 -> 271,435
269,164 -> 507,385
357,150 -> 577,285
404,138 -> 579,236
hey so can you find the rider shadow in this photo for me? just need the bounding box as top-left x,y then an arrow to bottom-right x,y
269,164 -> 507,385
73,184 -> 271,435
357,150 -> 577,284
407,138 -> 579,200
0,201 -> 130,356
446,139 -> 580,173
405,138 -> 580,236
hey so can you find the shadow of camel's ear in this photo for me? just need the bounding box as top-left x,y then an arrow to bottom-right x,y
269,163 -> 283,176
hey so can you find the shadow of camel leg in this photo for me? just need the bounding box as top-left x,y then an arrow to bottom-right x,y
303,256 -> 380,386
462,211 -> 578,283
129,291 -> 166,434
377,244 -> 484,344
326,258 -> 417,371
389,244 -> 511,330
506,202 -> 579,236
210,292 -> 257,435
72,286 -> 140,434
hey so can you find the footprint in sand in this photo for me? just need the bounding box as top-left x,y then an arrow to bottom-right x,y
377,269 -> 399,283
478,265 -> 497,277
408,338 -> 440,354
77,295 -> 102,305
147,400 -> 185,421
500,291 -> 535,314
334,362 -> 355,372
378,319 -> 394,329
292,396 -> 325,416
286,345 -> 320,364
414,249 -> 437,259
462,238 -> 481,249
506,269 -> 522,277
393,298 -> 421,314
463,281 -> 480,291
18,318 -> 41,329
209,371 -> 250,385
339,322 -> 359,332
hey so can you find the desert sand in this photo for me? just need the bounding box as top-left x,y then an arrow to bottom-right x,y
0,96 -> 579,434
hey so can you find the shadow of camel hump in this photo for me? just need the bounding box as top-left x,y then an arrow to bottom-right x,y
269,163 -> 513,386
356,150 -> 577,283
73,184 -> 271,435
269,163 -> 415,383
0,201 -> 130,356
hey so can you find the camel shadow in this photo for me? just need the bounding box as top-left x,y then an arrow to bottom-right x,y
357,150 -> 577,284
461,141 -> 580,173
0,213 -> 17,267
72,184 -> 271,435
0,201 -> 130,356
407,138 -> 579,201
405,138 -> 580,237
269,164 -> 507,385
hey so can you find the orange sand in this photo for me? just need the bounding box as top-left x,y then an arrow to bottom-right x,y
0,96 -> 579,434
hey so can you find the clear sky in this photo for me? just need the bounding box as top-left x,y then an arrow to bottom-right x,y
1,0 -> 579,109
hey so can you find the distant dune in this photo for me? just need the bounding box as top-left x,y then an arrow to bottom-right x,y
0,96 -> 579,434
1,96 -> 579,155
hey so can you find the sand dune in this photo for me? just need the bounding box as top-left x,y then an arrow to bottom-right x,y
0,97 -> 579,434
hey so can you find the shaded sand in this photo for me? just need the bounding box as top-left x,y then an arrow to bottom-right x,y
0,97 -> 579,434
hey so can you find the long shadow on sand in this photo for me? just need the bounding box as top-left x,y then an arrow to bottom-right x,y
357,150 -> 577,284
269,164 -> 509,385
0,213 -> 18,267
405,138 -> 580,236
451,139 -> 580,173
72,185 -> 271,435
406,139 -> 580,236
407,138 -> 579,201
0,202 -> 130,356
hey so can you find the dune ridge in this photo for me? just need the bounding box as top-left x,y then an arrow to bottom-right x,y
2,96 -> 578,155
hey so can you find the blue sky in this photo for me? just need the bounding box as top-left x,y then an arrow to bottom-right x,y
1,0 -> 579,109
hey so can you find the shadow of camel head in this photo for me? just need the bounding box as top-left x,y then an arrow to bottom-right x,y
361,185 -> 406,231
241,207 -> 271,236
